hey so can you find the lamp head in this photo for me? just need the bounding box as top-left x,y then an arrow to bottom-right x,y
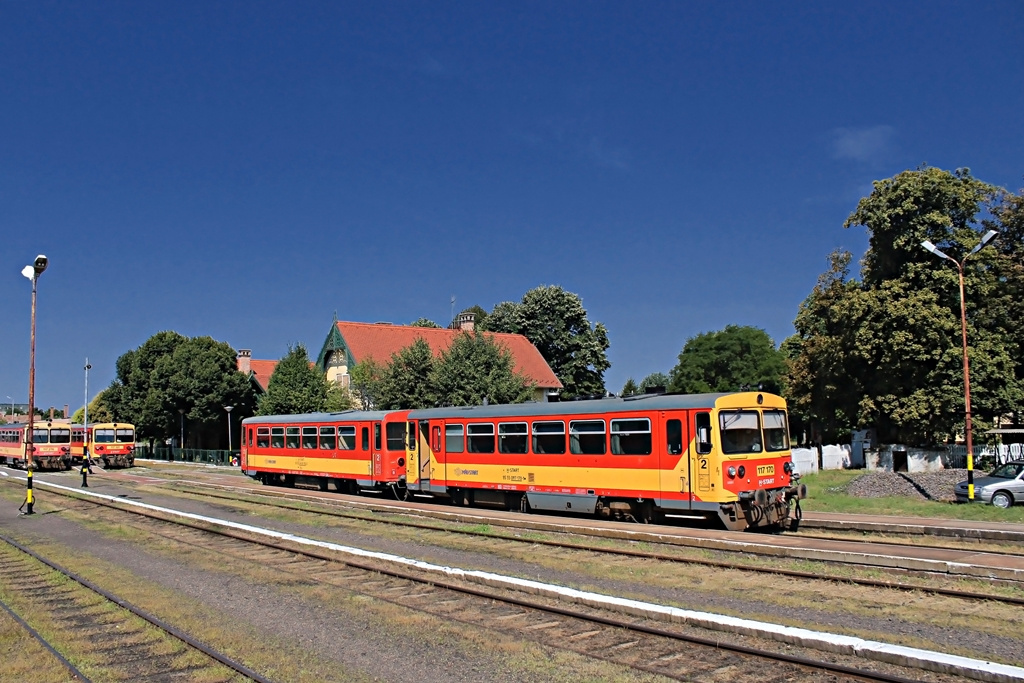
969,229 -> 999,256
921,240 -> 945,258
21,265 -> 35,280
34,255 -> 48,275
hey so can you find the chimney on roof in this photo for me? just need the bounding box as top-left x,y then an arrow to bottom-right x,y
456,312 -> 475,332
238,349 -> 252,374
64,404 -> 69,419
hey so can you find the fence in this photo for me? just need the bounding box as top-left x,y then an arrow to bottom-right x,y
147,447 -> 238,467
945,443 -> 1022,469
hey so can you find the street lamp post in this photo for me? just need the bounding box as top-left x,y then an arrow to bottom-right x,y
922,230 -> 998,501
224,406 -> 234,460
84,359 -> 92,463
20,255 -> 48,515
6,396 -> 12,421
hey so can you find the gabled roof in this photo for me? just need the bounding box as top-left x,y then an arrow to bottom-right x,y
239,359 -> 279,393
321,321 -> 562,389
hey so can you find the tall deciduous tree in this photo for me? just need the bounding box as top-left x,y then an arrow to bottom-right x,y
410,318 -> 441,328
257,345 -> 327,416
785,167 -> 1023,444
669,326 -> 785,395
105,331 -> 255,447
483,285 -> 610,399
375,338 -> 437,409
430,332 -> 534,406
72,389 -> 113,424
638,373 -> 671,393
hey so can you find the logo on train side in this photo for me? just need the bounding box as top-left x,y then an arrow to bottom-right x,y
455,468 -> 479,476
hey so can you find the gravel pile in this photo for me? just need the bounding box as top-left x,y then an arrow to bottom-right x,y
844,469 -> 967,502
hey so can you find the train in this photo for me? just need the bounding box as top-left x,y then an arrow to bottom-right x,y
0,420 -> 136,470
240,392 -> 806,531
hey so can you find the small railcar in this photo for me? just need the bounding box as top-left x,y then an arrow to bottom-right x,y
402,392 -> 804,530
86,422 -> 137,468
240,410 -> 407,495
0,421 -> 81,470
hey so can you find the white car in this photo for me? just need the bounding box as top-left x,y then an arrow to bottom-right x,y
954,461 -> 1024,508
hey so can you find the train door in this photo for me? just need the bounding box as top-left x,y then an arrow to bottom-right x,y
418,421 -> 432,485
662,412 -> 691,508
691,411 -> 713,506
406,421 -> 420,490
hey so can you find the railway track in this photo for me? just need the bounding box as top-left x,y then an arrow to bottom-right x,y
0,532 -> 274,683
26,482 -> 953,683
170,481 -> 1024,606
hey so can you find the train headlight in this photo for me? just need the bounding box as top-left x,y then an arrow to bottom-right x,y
397,458 -> 405,467
727,466 -> 736,478
783,461 -> 793,474
737,465 -> 746,478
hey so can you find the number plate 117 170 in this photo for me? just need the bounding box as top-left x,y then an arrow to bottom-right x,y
756,464 -> 775,477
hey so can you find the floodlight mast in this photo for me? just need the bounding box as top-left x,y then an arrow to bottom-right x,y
920,233 -> 998,501
21,255 -> 47,515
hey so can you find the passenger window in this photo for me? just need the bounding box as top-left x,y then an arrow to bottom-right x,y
610,418 -> 651,455
374,424 -> 381,451
257,427 -> 270,448
498,423 -> 528,454
446,424 -> 465,453
286,427 -> 300,449
570,420 -> 606,455
361,427 -> 369,451
467,423 -> 495,453
532,421 -> 565,454
302,427 -> 318,449
319,426 -> 336,450
385,423 -> 405,451
339,426 -> 356,450
408,421 -> 417,450
271,427 -> 284,448
248,428 -> 254,447
695,413 -> 712,455
666,419 -> 682,455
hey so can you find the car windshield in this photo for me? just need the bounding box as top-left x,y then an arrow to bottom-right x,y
988,462 -> 1024,479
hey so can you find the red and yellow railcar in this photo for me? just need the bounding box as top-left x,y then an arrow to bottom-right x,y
403,392 -> 804,530
86,422 -> 136,468
240,411 -> 408,495
0,421 -> 82,470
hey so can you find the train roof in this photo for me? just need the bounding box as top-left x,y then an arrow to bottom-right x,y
407,391 -> 783,420
242,410 -> 392,425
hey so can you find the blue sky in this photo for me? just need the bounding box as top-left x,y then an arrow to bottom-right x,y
3,1 -> 1022,411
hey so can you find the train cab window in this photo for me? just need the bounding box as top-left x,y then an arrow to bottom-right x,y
532,421 -> 565,454
385,423 -> 406,451
94,429 -> 115,443
695,413 -> 712,455
445,424 -> 464,453
763,410 -> 790,452
270,427 -> 284,448
302,427 -> 318,449
374,424 -> 381,451
286,427 -> 300,449
33,429 -> 50,444
719,411 -> 762,455
257,427 -> 270,448
666,419 -> 683,455
361,427 -> 369,451
570,420 -> 606,455
50,428 -> 71,444
319,426 -> 337,450
467,423 -> 495,453
339,426 -> 356,450
610,419 -> 651,455
498,423 -> 528,454
116,429 -> 135,442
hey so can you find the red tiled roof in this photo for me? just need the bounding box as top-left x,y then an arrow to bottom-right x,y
238,359 -> 279,392
334,321 -> 562,389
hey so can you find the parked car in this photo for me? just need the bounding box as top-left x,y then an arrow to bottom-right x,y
954,461 -> 1024,508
